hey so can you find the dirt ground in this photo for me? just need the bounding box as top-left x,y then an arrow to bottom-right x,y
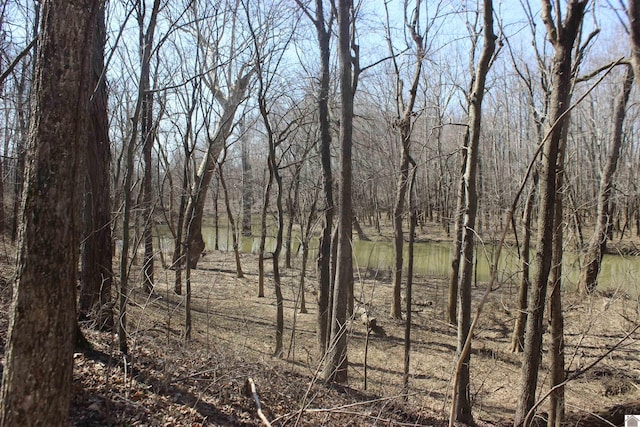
0,232 -> 639,426
98,244 -> 640,424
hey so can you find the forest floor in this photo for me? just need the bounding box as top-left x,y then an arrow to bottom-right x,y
0,227 -> 639,426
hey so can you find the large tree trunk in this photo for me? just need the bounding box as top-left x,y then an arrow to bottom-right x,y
0,1 -> 98,423
183,74 -> 251,269
580,65 -> 633,294
452,1 -> 496,423
514,2 -> 587,425
79,2 -> 113,331
324,0 -> 353,384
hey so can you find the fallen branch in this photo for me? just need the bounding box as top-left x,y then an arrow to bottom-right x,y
244,378 -> 272,427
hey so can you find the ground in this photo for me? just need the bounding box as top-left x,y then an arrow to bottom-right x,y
0,230 -> 639,426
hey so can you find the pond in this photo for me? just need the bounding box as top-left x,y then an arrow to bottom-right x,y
155,225 -> 640,295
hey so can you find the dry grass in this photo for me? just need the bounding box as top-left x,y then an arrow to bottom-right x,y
0,233 -> 638,425
117,243 -> 640,425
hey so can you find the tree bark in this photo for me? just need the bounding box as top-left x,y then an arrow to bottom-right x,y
79,2 -> 113,331
257,161 -> 272,298
453,1 -> 496,423
404,161 -> 418,392
514,2 -> 587,425
271,150 -> 285,357
510,172 -> 537,353
298,0 -> 334,356
548,138 -> 566,427
0,1 -> 98,424
324,0 -> 354,384
580,65 -> 633,294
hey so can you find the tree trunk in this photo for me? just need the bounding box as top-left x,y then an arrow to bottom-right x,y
303,0 -> 334,357
548,139 -> 566,427
140,0 -> 161,295
218,156 -> 244,278
298,190 -> 318,316
448,133 -> 468,326
241,127 -> 253,237
510,173 -> 537,353
257,165 -> 272,298
171,82 -> 199,295
404,163 -> 418,392
184,73 -> 251,269
580,65 -> 633,294
285,172 -> 301,269
387,0 -> 425,320
79,2 -> 113,331
453,2 -> 496,423
514,2 -> 587,425
324,0 -> 353,384
12,63 -> 28,243
391,139 -> 411,319
0,1 -> 97,423
272,153 -> 285,357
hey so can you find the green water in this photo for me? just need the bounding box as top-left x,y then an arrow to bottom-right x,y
157,225 -> 640,294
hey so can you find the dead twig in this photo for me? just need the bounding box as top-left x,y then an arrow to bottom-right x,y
244,378 -> 272,427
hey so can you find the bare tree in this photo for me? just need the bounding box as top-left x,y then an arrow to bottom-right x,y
580,64 -> 633,293
385,0 -> 427,319
182,0 -> 254,269
451,0 -> 496,423
514,1 -> 587,425
323,0 -> 355,384
0,1 -> 98,423
295,0 -> 335,356
139,0 -> 162,294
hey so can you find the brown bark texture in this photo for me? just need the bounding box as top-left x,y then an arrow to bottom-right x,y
324,0 -> 353,384
0,1 -> 98,425
79,2 -> 113,332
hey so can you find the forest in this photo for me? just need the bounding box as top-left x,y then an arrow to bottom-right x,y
1,0 -> 640,426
